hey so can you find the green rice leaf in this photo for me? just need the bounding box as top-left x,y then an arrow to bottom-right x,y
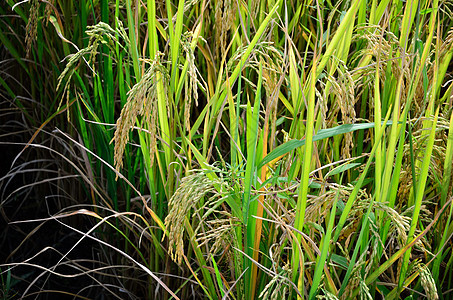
259,121 -> 394,168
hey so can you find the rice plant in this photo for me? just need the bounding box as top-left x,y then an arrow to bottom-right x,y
1,0 -> 452,299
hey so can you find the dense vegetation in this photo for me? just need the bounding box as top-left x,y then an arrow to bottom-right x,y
1,0 -> 453,299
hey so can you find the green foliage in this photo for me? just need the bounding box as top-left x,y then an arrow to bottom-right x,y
1,0 -> 453,299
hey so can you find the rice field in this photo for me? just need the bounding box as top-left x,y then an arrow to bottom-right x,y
1,0 -> 453,299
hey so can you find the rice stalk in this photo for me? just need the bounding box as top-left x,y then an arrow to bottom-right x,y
112,54 -> 168,176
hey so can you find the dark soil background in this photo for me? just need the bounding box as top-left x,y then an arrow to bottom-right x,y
0,60 -> 106,300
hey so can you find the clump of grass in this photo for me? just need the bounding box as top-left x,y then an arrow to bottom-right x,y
1,0 -> 453,299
